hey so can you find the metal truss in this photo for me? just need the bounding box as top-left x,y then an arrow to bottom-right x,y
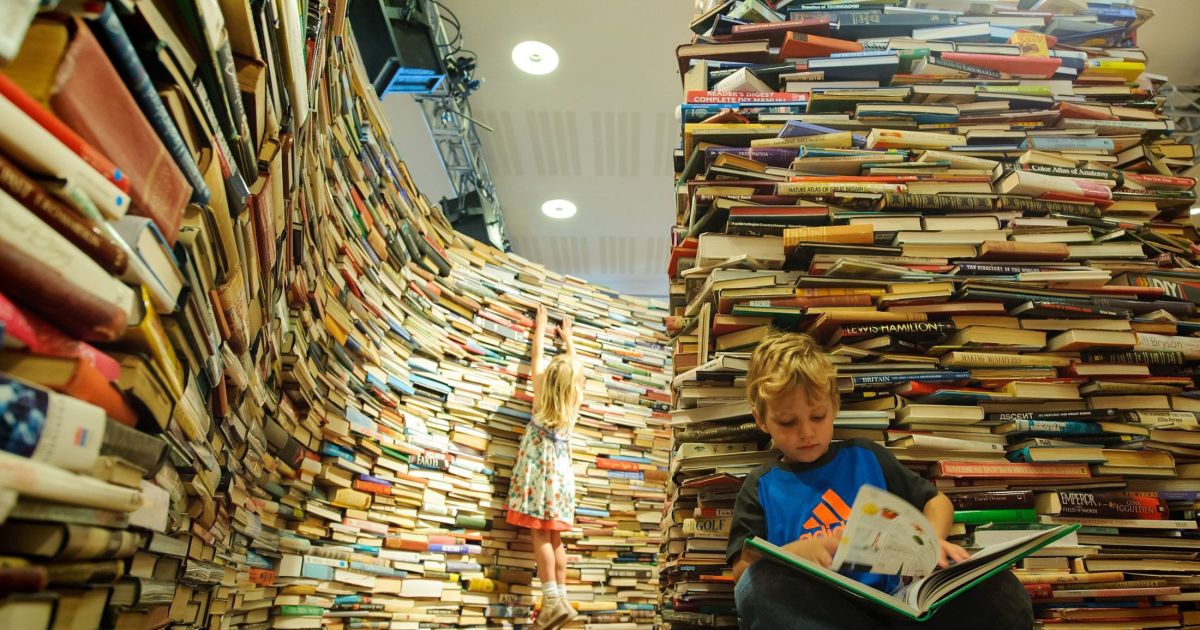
1162,83 -> 1200,159
411,0 -> 509,251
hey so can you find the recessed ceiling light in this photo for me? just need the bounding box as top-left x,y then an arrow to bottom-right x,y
512,41 -> 559,75
542,199 -> 576,219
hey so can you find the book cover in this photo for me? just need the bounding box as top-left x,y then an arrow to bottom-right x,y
46,17 -> 190,243
747,485 -> 1077,620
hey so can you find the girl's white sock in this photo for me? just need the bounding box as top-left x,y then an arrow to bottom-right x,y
559,583 -> 570,601
542,581 -> 560,603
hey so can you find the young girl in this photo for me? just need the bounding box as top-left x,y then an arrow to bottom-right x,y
506,305 -> 582,629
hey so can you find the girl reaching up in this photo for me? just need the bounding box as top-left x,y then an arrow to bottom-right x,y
506,305 -> 582,629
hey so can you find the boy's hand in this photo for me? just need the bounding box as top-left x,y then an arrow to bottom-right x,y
782,532 -> 842,568
937,539 -> 970,569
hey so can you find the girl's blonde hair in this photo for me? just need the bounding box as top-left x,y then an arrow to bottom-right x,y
535,354 -> 583,430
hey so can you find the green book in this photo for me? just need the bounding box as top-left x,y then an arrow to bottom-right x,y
746,525 -> 1077,621
277,605 -> 325,616
953,508 -> 1038,525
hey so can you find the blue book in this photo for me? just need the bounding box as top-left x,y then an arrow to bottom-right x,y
779,120 -> 841,138
1000,419 -> 1130,436
850,370 -> 971,387
608,454 -> 653,464
387,374 -> 414,397
809,55 -> 899,82
92,4 -> 211,204
1021,137 -> 1115,152
829,49 -> 903,59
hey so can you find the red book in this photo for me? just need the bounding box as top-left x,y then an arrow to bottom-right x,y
0,246 -> 126,342
939,52 -> 1062,79
778,33 -> 863,59
0,353 -> 137,426
1055,101 -> 1119,121
0,290 -> 120,379
727,206 -> 828,217
725,18 -> 832,45
1123,172 -> 1197,190
1024,583 -> 1053,599
789,175 -> 919,183
46,17 -> 189,243
685,90 -> 807,104
0,74 -> 128,192
934,461 -> 1092,479
596,458 -> 645,472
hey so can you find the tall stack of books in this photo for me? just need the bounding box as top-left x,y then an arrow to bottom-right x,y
0,2 -> 670,630
667,0 -> 1200,627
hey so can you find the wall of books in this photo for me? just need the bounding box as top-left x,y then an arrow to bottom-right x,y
666,0 -> 1200,627
0,2 -> 672,628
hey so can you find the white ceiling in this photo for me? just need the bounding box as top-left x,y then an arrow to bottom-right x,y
382,0 -> 1200,299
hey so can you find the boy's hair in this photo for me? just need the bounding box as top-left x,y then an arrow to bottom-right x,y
746,332 -> 839,420
535,354 -> 583,430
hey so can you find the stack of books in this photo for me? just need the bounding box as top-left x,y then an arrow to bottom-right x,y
667,0 -> 1199,627
0,2 -> 670,630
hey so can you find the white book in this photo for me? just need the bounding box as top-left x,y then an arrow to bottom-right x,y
0,0 -> 38,63
0,94 -> 130,220
0,450 -> 143,512
0,188 -> 136,320
276,0 -> 310,128
0,376 -> 105,473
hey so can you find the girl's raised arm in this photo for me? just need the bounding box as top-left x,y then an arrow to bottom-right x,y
530,304 -> 547,413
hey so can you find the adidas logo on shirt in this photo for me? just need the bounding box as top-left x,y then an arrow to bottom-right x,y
798,489 -> 851,540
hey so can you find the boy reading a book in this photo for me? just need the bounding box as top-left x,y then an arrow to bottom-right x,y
728,333 -> 1034,629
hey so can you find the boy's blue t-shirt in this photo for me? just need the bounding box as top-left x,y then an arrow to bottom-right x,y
726,438 -> 939,594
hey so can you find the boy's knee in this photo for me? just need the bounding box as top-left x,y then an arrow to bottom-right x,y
944,571 -> 1033,629
988,571 -> 1035,628
735,561 -> 792,609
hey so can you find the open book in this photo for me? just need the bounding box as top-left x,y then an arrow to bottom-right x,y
745,485 -> 1078,621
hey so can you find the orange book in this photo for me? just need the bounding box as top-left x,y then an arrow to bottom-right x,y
778,33 -> 863,59
940,52 -> 1062,79
933,461 -> 1091,479
783,224 -> 874,249
0,353 -> 138,426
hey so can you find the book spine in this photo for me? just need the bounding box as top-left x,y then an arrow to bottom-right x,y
0,153 -> 127,275
1048,491 -> 1168,520
676,420 -> 762,442
837,321 -> 954,338
777,182 -> 904,195
192,76 -> 251,212
99,419 -> 165,475
882,193 -> 994,211
214,36 -> 258,175
930,58 -> 1004,79
953,508 -> 1037,525
937,461 -> 1089,479
91,3 -> 211,205
949,491 -> 1034,510
995,195 -> 1100,217
44,558 -> 125,584
0,566 -> 48,592
853,370 -> 970,386
1021,164 -> 1115,181
990,409 -> 1123,423
1003,419 -> 1103,435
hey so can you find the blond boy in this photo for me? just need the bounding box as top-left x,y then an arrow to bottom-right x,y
727,333 -> 1033,629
